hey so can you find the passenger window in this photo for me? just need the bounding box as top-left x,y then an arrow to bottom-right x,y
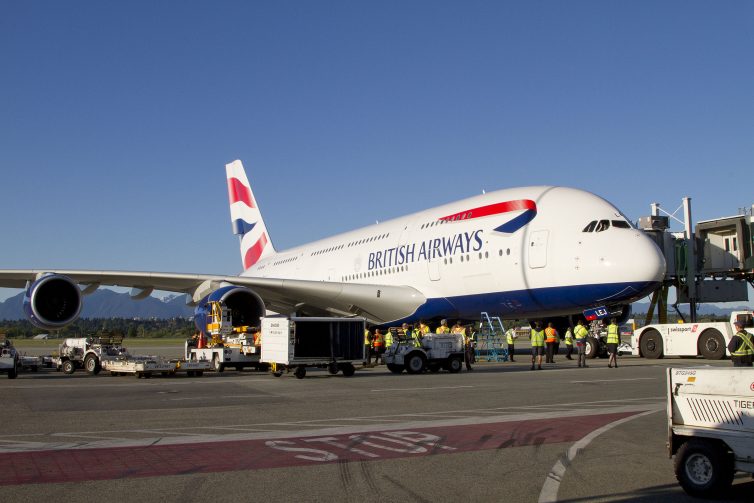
612,220 -> 631,229
583,221 -> 597,232
595,220 -> 610,232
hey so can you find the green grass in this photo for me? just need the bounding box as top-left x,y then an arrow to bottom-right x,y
12,338 -> 186,349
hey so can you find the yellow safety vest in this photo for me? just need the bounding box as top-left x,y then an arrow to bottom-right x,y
412,329 -> 423,347
531,329 -> 545,347
364,330 -> 371,345
384,330 -> 393,347
564,329 -> 573,345
575,325 -> 589,340
436,326 -> 450,334
607,324 -> 620,344
731,330 -> 754,357
506,330 -> 515,345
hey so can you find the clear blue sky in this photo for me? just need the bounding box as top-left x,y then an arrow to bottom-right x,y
1,1 -> 753,302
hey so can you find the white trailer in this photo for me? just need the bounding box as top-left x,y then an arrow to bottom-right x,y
632,311 -> 753,360
667,368 -> 754,497
261,317 -> 365,379
185,336 -> 263,373
103,357 -> 211,378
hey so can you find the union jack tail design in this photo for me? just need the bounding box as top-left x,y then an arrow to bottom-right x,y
225,160 -> 276,270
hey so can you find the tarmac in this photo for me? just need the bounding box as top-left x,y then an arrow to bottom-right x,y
1,345 -> 752,502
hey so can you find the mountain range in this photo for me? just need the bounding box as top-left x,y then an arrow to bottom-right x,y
0,289 -> 194,320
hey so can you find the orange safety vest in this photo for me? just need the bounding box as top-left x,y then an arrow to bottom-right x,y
545,327 -> 558,343
373,332 -> 384,347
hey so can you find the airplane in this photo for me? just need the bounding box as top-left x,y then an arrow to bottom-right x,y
0,160 -> 665,332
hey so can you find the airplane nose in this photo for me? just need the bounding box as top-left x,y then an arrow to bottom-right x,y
620,231 -> 666,289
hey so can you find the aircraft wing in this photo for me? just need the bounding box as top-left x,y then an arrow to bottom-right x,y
0,269 -> 426,324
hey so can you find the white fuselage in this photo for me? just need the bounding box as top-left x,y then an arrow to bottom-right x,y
243,186 -> 665,322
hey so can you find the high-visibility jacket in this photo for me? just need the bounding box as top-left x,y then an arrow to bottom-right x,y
506,329 -> 516,345
544,327 -> 558,343
531,329 -> 545,347
373,332 -> 384,348
436,326 -> 450,334
564,329 -> 573,346
412,329 -> 423,347
364,330 -> 371,346
419,324 -> 430,335
731,330 -> 754,357
253,331 -> 262,347
606,323 -> 620,344
384,330 -> 393,347
574,325 -> 589,341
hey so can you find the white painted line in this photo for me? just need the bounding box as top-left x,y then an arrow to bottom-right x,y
570,377 -> 657,384
370,385 -> 474,392
538,408 -> 660,503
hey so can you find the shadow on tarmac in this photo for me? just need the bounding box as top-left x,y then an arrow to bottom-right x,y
557,478 -> 754,502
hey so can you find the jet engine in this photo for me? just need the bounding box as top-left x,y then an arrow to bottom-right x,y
23,274 -> 83,330
194,285 -> 266,335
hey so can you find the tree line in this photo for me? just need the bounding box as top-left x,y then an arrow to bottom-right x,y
0,318 -> 196,339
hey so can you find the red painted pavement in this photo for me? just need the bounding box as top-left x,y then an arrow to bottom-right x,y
0,411 -> 637,486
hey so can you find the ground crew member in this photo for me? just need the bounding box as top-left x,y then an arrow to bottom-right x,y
728,320 -> 754,367
384,327 -> 394,349
412,324 -> 423,348
364,328 -> 373,364
252,327 -> 262,347
574,321 -> 589,368
418,319 -> 431,336
451,320 -> 465,335
607,318 -> 620,368
399,323 -> 410,342
544,322 -> 558,363
372,328 -> 384,365
505,326 -> 517,362
564,326 -> 573,360
436,319 -> 450,334
530,321 -> 545,370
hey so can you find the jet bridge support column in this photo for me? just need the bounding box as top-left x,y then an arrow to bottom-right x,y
683,198 -> 697,322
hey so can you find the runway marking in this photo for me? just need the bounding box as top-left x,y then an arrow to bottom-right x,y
538,408 -> 660,503
0,410 -> 646,486
370,385 -> 474,392
570,377 -> 658,384
168,394 -> 273,401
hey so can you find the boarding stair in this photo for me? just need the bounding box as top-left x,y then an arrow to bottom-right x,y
475,312 -> 509,362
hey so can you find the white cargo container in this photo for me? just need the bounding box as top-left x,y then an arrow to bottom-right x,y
261,316 -> 365,379
667,368 -> 754,497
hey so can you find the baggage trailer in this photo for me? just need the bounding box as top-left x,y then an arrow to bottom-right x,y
667,368 -> 754,497
102,357 -> 211,378
634,310 -> 753,360
261,316 -> 365,379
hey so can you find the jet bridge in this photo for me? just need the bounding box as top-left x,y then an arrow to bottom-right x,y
638,201 -> 753,324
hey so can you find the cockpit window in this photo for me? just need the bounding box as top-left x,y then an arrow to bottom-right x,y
611,220 -> 631,229
594,220 -> 610,232
583,221 -> 597,232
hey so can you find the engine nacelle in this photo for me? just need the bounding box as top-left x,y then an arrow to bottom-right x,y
24,274 -> 83,330
194,285 -> 266,335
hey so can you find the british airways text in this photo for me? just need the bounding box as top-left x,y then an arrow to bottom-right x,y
368,230 -> 483,270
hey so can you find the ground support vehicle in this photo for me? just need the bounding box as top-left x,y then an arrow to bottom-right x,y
261,316 -> 365,379
383,333 -> 466,374
634,311 -> 753,360
0,338 -> 19,379
56,335 -> 127,375
667,368 -> 754,497
103,357 -> 211,378
185,339 -> 262,373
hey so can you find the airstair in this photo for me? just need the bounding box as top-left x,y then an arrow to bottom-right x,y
475,312 -> 509,362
